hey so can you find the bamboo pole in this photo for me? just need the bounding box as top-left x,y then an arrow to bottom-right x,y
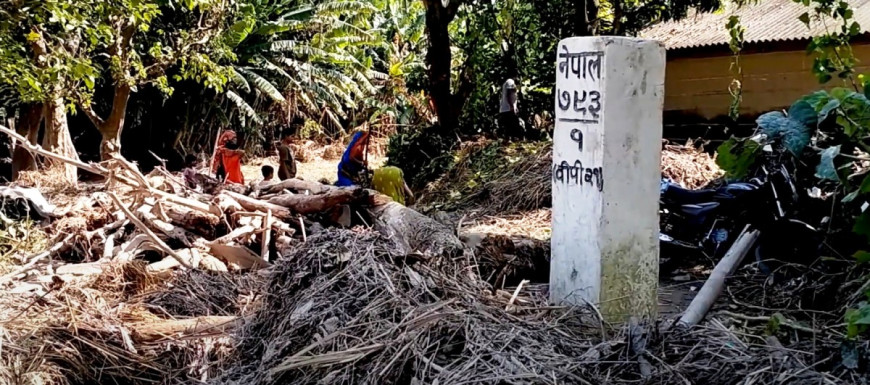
678,226 -> 761,327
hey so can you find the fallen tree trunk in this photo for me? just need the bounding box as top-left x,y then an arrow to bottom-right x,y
222,191 -> 293,219
366,194 -> 464,257
260,178 -> 336,195
164,205 -> 220,237
268,188 -> 366,215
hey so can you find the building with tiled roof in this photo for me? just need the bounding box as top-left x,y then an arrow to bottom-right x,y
640,0 -> 870,125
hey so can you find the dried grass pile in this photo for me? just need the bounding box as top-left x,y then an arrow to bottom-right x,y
462,149 -> 551,215
0,262 -> 236,384
419,140 -> 550,215
15,167 -> 78,194
421,139 -> 722,215
584,319 -> 845,384
216,228 -> 601,385
462,209 -> 552,240
661,140 -> 724,189
145,270 -> 262,317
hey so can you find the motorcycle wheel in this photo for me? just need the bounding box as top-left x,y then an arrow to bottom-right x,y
753,220 -> 821,277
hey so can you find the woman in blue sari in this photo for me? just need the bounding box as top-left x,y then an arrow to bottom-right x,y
336,130 -> 369,186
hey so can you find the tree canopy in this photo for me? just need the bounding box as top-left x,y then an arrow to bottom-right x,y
0,0 -> 745,167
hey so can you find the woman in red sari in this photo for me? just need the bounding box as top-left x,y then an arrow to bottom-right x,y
212,130 -> 245,184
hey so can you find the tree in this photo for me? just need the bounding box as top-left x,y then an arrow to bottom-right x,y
422,0 -> 465,131
417,0 -> 728,134
0,0 -> 97,182
73,0 -> 235,160
223,0 -> 383,135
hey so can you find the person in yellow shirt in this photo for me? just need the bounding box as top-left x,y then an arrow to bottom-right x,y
371,166 -> 414,206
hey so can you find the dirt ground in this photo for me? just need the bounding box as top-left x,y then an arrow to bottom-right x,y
242,149 -> 386,185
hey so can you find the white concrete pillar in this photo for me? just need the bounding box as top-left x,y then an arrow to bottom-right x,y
550,36 -> 665,321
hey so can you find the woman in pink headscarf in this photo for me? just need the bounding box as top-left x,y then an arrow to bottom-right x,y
212,130 -> 244,184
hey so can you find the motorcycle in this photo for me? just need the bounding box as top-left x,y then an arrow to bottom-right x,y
660,137 -> 823,274
659,177 -> 761,258
745,143 -> 823,276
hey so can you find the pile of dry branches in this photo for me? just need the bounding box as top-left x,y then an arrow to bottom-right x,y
0,124 -> 463,383
216,228 -> 600,385
661,140 -> 723,189
464,149 -> 551,215
0,261 -> 238,384
214,227 -> 859,385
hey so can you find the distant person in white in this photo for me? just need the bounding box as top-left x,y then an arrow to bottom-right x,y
497,78 -> 524,139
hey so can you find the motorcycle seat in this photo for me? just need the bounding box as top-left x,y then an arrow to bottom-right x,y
663,185 -> 716,204
680,202 -> 720,217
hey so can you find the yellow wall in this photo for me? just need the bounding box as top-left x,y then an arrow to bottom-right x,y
665,44 -> 870,119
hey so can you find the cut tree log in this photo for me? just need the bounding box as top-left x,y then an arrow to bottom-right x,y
208,242 -> 269,270
222,191 -> 293,219
147,249 -> 202,272
260,178 -> 336,195
102,231 -> 117,261
678,227 -> 761,327
261,209 -> 272,262
366,195 -> 464,257
213,225 -> 258,245
164,204 -> 220,237
146,249 -> 226,274
267,188 -> 366,215
56,262 -> 107,276
129,315 -> 238,342
137,202 -> 191,247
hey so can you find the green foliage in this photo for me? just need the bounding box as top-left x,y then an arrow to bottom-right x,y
0,0 -> 236,114
846,300 -> 870,338
815,145 -> 841,181
799,0 -> 862,84
223,0 -> 385,133
716,137 -> 760,179
741,84 -> 870,337
757,100 -> 817,155
853,250 -> 870,264
386,126 -> 457,189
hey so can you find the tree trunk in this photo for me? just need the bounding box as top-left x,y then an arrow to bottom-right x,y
100,125 -> 121,161
612,0 -> 623,36
260,178 -> 337,195
367,196 -> 464,257
267,188 -> 366,215
98,84 -> 132,160
42,97 -> 78,184
423,0 -> 460,130
573,0 -> 600,36
11,103 -> 43,181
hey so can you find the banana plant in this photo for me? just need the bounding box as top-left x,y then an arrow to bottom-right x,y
223,0 -> 385,134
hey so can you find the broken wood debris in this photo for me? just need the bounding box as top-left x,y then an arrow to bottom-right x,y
0,123 -> 463,285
